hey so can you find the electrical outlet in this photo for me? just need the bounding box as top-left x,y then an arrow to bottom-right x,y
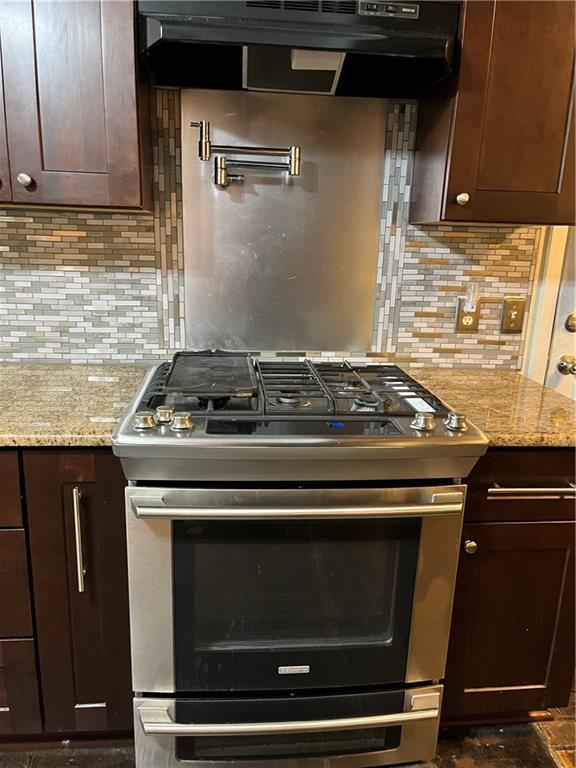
501,296 -> 526,333
456,297 -> 480,332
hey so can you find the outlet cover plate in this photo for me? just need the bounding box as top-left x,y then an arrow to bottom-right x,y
456,297 -> 480,332
502,296 -> 526,333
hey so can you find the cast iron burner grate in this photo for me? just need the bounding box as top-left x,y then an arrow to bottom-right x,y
136,352 -> 450,419
257,360 -> 334,415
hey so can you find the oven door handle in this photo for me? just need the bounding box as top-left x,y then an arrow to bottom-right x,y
131,496 -> 463,520
137,704 -> 440,736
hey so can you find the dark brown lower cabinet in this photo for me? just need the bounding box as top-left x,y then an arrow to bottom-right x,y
24,450 -> 132,734
443,449 -> 576,723
0,639 -> 41,734
0,529 -> 33,638
0,451 -> 22,526
0,449 -> 39,736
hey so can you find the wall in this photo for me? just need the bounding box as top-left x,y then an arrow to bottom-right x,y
372,102 -> 540,369
0,90 -> 184,364
0,91 -> 540,367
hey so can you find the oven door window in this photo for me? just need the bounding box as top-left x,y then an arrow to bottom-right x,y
173,518 -> 420,691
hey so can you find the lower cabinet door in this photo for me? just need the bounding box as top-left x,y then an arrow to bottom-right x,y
443,521 -> 575,720
24,450 -> 132,733
0,529 -> 33,637
0,639 -> 42,734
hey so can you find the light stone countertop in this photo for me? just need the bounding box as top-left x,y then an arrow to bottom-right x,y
0,363 -> 149,447
406,367 -> 575,448
0,362 -> 574,448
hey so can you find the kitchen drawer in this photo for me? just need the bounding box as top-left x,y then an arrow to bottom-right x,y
0,452 -> 22,527
465,448 -> 576,522
0,638 -> 42,734
0,530 -> 33,637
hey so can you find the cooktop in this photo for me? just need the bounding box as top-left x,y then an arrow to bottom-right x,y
137,350 -> 450,420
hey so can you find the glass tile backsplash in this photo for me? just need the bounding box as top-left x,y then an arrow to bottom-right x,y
0,91 -> 539,367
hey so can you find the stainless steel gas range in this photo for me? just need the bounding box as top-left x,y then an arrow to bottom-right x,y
112,351 -> 488,768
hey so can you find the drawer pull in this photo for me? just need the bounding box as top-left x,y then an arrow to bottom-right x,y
138,703 -> 440,737
72,487 -> 86,593
488,484 -> 576,498
464,539 -> 478,555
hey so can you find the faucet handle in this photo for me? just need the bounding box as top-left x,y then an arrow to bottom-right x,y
191,120 -> 211,160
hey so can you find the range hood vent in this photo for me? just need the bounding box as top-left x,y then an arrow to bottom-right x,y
246,1 -> 357,12
138,0 -> 460,98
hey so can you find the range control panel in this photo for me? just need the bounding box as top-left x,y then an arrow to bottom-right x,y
358,1 -> 419,18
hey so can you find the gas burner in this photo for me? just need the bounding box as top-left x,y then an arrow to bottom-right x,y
276,394 -> 311,408
341,381 -> 367,392
353,394 -> 381,410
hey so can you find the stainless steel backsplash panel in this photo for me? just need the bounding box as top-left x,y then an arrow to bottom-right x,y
181,90 -> 385,351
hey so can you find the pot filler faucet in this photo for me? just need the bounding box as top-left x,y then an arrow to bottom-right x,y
190,119 -> 301,187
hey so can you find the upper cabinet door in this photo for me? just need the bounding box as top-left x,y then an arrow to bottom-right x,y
412,0 -> 575,225
0,0 -> 149,208
0,23 -> 11,202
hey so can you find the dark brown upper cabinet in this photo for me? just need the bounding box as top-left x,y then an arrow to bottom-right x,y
24,450 -> 132,734
0,0 -> 151,209
411,1 -> 575,225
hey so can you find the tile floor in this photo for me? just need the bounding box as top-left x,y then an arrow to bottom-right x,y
0,720 -> 573,768
536,691 -> 576,768
1,698 -> 574,768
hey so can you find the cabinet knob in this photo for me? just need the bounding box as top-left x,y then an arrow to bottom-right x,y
464,539 -> 478,555
17,172 -> 34,188
456,192 -> 470,206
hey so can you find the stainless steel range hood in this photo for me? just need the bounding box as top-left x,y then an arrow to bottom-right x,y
138,0 -> 460,98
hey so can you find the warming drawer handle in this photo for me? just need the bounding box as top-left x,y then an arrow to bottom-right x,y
487,484 -> 576,497
137,705 -> 440,737
131,499 -> 464,521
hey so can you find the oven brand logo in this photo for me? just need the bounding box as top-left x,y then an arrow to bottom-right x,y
278,665 -> 311,675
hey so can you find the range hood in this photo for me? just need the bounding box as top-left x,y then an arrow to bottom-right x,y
138,0 -> 460,98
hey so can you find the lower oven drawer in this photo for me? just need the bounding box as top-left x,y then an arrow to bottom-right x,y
134,685 -> 442,768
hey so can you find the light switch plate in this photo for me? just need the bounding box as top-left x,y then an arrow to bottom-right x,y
456,297 -> 480,332
501,296 -> 526,333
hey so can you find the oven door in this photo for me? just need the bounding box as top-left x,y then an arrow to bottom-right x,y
126,485 -> 465,694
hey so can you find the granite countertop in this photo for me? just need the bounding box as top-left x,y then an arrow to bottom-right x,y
0,363 -> 148,447
0,362 -> 574,448
407,367 -> 575,448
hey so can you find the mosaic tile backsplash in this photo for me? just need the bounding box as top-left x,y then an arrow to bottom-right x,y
0,91 -> 540,367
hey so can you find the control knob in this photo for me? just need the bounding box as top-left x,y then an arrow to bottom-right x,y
410,412 -> 435,432
133,410 -> 156,430
444,411 -> 468,431
170,411 -> 194,431
155,405 -> 174,424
